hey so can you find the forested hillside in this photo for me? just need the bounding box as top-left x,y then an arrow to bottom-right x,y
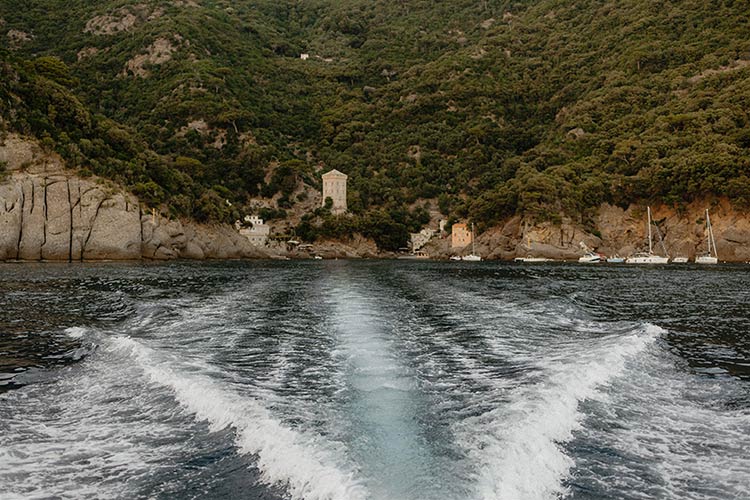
2,0 -> 749,249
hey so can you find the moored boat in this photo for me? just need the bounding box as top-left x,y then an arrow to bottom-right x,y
696,209 -> 719,264
625,207 -> 669,264
463,223 -> 482,261
578,252 -> 602,263
514,256 -> 554,263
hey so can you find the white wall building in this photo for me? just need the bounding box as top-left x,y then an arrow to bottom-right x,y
238,215 -> 270,247
410,228 -> 435,252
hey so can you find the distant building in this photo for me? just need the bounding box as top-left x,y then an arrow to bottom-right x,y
451,223 -> 472,249
410,228 -> 435,252
322,169 -> 348,215
300,53 -> 310,60
239,215 -> 270,246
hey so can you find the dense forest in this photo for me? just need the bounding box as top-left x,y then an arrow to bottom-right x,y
1,0 -> 749,249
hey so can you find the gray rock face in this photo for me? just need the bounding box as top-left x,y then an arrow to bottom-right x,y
84,195 -> 142,260
41,176 -> 72,261
0,134 -> 270,262
0,170 -> 144,261
0,182 -> 22,260
18,177 -> 46,260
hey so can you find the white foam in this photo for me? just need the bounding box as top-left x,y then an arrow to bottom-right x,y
574,338 -> 750,499
460,324 -> 662,500
112,336 -> 367,500
0,350 -> 190,500
63,327 -> 87,339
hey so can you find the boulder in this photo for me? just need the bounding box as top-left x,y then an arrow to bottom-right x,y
82,194 -> 141,260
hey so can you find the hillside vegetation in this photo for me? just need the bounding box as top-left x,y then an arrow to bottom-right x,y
1,0 -> 749,249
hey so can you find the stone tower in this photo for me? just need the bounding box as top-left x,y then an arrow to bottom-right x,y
322,169 -> 348,214
451,223 -> 472,249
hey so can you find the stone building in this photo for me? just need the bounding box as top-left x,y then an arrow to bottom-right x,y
451,222 -> 472,249
410,228 -> 435,252
322,169 -> 348,215
238,215 -> 270,247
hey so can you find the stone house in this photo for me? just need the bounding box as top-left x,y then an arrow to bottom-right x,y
238,215 -> 270,246
410,228 -> 435,251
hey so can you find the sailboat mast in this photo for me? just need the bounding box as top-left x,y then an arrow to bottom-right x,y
647,206 -> 653,254
706,209 -> 717,257
472,223 -> 476,255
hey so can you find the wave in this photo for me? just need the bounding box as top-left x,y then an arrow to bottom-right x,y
459,323 -> 663,500
112,336 -> 367,500
571,332 -> 750,499
63,327 -> 87,339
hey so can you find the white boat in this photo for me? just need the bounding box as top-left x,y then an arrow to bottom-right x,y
398,251 -> 430,260
450,255 -> 462,261
514,256 -> 553,263
626,206 -> 669,264
696,255 -> 718,265
696,209 -> 718,264
626,252 -> 669,264
606,255 -> 625,263
672,256 -> 688,263
462,223 -> 482,261
578,251 -> 602,263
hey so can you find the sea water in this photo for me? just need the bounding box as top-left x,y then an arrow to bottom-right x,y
1,261 -> 748,499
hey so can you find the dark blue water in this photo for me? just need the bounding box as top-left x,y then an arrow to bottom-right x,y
1,261 -> 748,499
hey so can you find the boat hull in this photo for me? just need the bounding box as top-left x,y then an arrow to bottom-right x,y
578,256 -> 602,263
625,255 -> 669,264
695,256 -> 718,264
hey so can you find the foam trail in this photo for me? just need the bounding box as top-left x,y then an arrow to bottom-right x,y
462,324 -> 661,500
112,336 -> 367,500
572,337 -> 750,499
64,327 -> 87,339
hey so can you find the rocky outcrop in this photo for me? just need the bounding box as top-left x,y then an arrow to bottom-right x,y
141,215 -> 267,260
594,200 -> 750,262
0,134 -> 269,261
286,235 -> 382,259
425,202 -> 750,262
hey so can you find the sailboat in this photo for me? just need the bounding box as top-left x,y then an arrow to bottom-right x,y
625,206 -> 669,264
462,223 -> 482,261
695,209 -> 718,264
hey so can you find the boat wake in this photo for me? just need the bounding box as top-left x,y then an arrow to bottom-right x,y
112,336 -> 368,500
456,323 -> 661,500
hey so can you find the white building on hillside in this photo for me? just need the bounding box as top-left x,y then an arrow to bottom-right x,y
410,228 -> 435,252
238,215 -> 270,247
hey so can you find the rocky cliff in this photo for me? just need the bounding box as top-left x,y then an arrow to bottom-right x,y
428,201 -> 750,262
0,134 -> 268,261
